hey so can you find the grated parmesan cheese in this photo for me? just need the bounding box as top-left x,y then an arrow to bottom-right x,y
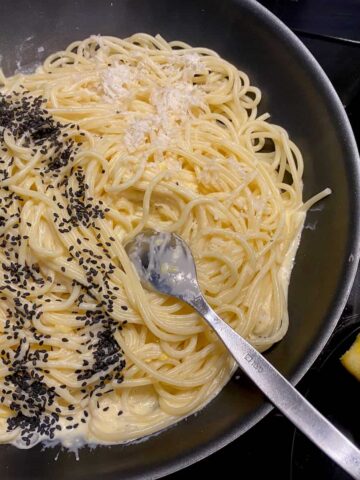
123,119 -> 152,152
181,53 -> 206,79
197,160 -> 221,185
151,82 -> 203,122
166,52 -> 206,80
123,82 -> 203,153
98,50 -> 205,152
101,64 -> 136,102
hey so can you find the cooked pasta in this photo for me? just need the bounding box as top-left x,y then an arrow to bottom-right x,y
0,34 -> 330,448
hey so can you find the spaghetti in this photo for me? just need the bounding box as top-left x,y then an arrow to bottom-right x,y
0,34 -> 330,448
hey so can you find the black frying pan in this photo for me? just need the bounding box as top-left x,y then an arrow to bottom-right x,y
0,1 -> 359,478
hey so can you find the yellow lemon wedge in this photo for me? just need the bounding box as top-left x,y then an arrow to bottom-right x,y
341,333 -> 360,381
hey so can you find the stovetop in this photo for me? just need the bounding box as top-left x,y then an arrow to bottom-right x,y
169,1 -> 360,479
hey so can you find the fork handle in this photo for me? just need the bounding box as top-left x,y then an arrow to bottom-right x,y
190,295 -> 360,479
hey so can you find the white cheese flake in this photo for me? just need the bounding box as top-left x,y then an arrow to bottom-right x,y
150,82 -> 204,126
166,52 -> 206,80
101,64 -> 136,102
183,53 -> 202,67
124,119 -> 153,152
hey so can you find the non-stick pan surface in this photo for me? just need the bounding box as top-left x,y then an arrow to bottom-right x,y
0,1 -> 359,478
